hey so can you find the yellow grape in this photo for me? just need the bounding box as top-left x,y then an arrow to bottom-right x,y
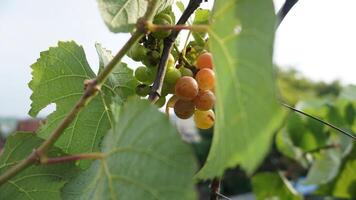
194,110 -> 215,129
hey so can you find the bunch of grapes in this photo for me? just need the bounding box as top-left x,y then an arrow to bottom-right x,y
171,52 -> 216,130
130,10 -> 215,130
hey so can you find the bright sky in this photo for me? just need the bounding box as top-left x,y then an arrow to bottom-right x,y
0,0 -> 355,118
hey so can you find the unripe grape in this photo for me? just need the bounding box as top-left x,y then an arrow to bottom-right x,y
129,43 -> 147,61
179,67 -> 193,77
196,52 -> 213,69
135,66 -> 149,82
175,76 -> 199,101
195,68 -> 215,90
155,96 -> 166,108
167,53 -> 175,68
165,67 -> 181,85
146,68 -> 157,85
193,90 -> 216,111
152,13 -> 173,39
161,82 -> 175,96
135,84 -> 150,97
194,110 -> 215,129
174,100 -> 195,119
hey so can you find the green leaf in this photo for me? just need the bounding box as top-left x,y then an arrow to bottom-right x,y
252,172 -> 302,200
304,150 -> 341,185
176,1 -> 185,13
276,129 -> 308,167
97,0 -> 173,33
196,0 -> 284,178
192,9 -> 210,47
0,132 -> 78,200
95,43 -> 139,103
62,98 -> 197,199
29,41 -> 115,167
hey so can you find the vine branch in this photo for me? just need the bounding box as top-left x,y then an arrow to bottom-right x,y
0,0 -> 160,186
210,177 -> 222,200
148,0 -> 203,102
40,153 -> 105,165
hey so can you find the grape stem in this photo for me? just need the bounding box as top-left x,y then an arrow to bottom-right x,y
40,153 -> 105,165
0,0 -> 160,186
148,0 -> 203,102
209,177 -> 222,200
148,24 -> 208,32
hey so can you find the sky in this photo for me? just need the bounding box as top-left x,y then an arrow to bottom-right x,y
0,0 -> 355,118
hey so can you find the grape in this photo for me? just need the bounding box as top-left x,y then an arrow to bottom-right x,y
174,100 -> 195,119
155,96 -> 166,108
194,110 -> 215,129
164,67 -> 181,84
129,43 -> 147,61
161,82 -> 174,96
196,52 -> 213,69
193,90 -> 216,111
152,13 -> 173,39
195,68 -> 215,90
134,66 -> 149,82
179,67 -> 193,77
135,84 -> 150,97
175,76 -> 199,101
146,68 -> 157,85
167,53 -> 175,68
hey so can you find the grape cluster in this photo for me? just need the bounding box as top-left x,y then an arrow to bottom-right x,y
130,10 -> 215,130
172,52 -> 216,129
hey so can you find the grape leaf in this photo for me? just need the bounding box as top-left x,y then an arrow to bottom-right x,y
0,132 -> 78,200
192,9 -> 210,47
97,0 -> 174,33
29,41 -> 136,167
304,149 -> 341,185
252,172 -> 303,200
62,98 -> 197,199
196,0 -> 285,178
95,43 -> 139,103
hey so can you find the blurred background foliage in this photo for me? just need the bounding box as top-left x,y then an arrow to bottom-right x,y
193,68 -> 355,200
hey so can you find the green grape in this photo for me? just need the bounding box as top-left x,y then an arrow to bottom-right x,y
134,66 -> 149,82
175,76 -> 199,101
179,67 -> 193,77
152,13 -> 173,39
161,82 -> 175,96
193,90 -> 215,111
135,84 -> 150,97
167,53 -> 175,68
174,99 -> 195,119
129,43 -> 147,61
155,96 -> 166,108
146,68 -> 157,84
164,67 -> 181,85
193,109 -> 215,129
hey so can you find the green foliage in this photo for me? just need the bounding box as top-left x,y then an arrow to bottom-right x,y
96,43 -> 139,103
62,98 -> 197,199
252,172 -> 303,200
97,0 -> 173,33
29,41 -> 137,167
192,8 -> 210,46
0,132 -> 78,200
197,0 -> 285,178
